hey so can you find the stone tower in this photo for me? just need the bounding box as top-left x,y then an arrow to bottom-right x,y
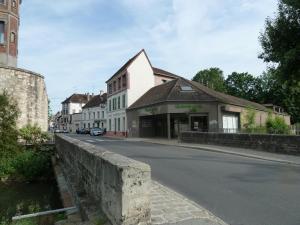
0,0 -> 21,67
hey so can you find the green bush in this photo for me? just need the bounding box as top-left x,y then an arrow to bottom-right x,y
0,92 -> 20,158
266,115 -> 290,134
0,158 -> 15,179
243,107 -> 257,133
12,150 -> 52,181
19,124 -> 50,150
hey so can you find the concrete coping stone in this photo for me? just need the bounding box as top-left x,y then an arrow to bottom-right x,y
56,134 -> 151,171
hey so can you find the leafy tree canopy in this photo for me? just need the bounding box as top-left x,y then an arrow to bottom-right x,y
192,68 -> 225,92
225,72 -> 260,102
259,0 -> 300,81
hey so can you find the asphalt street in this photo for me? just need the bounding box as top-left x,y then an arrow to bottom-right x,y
65,134 -> 300,225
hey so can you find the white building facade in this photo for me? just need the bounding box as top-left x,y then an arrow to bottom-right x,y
81,93 -> 107,130
60,93 -> 92,132
106,49 -> 178,137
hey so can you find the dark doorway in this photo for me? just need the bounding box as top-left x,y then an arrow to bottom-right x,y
191,115 -> 208,132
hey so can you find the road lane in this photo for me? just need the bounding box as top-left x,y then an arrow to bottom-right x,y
65,134 -> 300,225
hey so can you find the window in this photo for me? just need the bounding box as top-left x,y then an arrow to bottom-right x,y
102,111 -> 104,118
0,21 -> 5,44
122,94 -> 126,108
97,111 -> 100,119
108,84 -> 112,94
118,77 -> 121,90
113,98 -> 116,110
117,96 -> 120,109
113,81 -> 116,92
118,118 -> 121,131
93,112 -> 95,119
109,100 -> 111,111
180,86 -> 194,92
0,0 -> 5,4
123,117 -> 126,132
162,79 -> 167,83
89,112 -> 91,119
109,119 -> 111,131
12,0 -> 16,7
122,74 -> 127,87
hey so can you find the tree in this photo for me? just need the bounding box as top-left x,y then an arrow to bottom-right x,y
259,0 -> 300,123
225,72 -> 260,102
259,0 -> 300,82
192,68 -> 225,92
0,92 -> 19,157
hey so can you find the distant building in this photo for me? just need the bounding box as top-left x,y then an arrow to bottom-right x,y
106,49 -> 178,137
60,93 -> 92,132
81,92 -> 107,131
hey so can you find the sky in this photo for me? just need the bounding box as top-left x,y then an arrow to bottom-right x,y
18,0 -> 278,113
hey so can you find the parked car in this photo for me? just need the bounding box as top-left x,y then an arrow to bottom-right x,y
54,129 -> 68,133
77,128 -> 89,134
90,128 -> 104,136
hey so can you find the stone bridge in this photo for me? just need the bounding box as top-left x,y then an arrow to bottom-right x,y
55,134 -> 151,225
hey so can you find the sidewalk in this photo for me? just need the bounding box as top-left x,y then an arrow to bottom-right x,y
127,138 -> 300,165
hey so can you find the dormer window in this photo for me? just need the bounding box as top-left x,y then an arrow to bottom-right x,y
12,0 -> 16,7
180,86 -> 194,92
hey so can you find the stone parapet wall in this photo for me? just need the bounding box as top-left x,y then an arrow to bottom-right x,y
180,132 -> 300,155
55,134 -> 151,225
0,66 -> 48,131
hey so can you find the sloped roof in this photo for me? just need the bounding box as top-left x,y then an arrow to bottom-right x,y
128,78 -> 269,111
82,93 -> 107,109
153,67 -> 181,79
106,49 -> 151,83
61,94 -> 91,104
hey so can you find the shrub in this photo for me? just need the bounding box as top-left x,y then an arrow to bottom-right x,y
19,124 -> 50,150
243,107 -> 257,133
266,115 -> 290,134
0,92 -> 20,158
12,150 -> 52,181
0,158 -> 15,179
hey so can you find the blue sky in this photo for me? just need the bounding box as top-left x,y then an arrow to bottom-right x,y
18,0 -> 278,112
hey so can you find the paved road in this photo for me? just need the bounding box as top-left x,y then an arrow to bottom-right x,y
66,134 -> 300,225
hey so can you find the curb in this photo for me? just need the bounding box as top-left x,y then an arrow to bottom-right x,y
140,140 -> 300,166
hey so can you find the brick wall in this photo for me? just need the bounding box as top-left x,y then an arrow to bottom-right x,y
180,132 -> 300,155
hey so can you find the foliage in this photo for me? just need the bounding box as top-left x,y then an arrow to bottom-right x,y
259,0 -> 300,123
0,92 -> 20,158
19,124 -> 50,150
259,0 -> 300,82
12,150 -> 52,181
266,114 -> 290,134
243,107 -> 257,133
225,72 -> 261,102
192,68 -> 226,92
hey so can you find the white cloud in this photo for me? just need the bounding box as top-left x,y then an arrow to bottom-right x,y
17,0 -> 278,112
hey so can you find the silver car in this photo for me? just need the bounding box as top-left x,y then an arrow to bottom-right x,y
90,128 -> 104,136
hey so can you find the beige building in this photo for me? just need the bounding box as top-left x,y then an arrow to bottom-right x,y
127,77 -> 290,139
